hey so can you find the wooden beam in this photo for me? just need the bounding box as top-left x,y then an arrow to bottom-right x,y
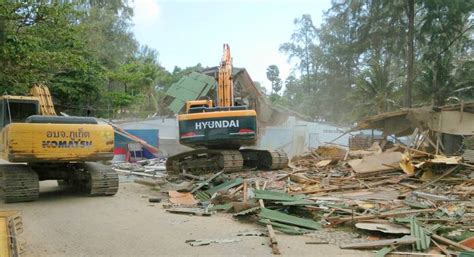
329,209 -> 436,222
431,234 -> 473,251
340,236 -> 417,249
256,181 -> 280,255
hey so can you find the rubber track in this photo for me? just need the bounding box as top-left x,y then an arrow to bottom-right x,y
0,165 -> 39,203
82,162 -> 119,196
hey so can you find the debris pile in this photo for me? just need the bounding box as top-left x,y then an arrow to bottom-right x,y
145,140 -> 474,255
112,158 -> 167,178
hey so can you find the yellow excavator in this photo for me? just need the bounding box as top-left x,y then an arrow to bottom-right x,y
0,85 -> 118,203
166,44 -> 288,174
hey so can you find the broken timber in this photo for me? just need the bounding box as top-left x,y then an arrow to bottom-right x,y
256,182 -> 281,255
328,208 -> 436,223
340,236 -> 417,249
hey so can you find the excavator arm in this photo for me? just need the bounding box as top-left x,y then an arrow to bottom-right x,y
29,84 -> 57,116
217,44 -> 234,107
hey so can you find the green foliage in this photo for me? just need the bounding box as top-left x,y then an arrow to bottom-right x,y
280,1 -> 473,124
0,1 -> 180,118
266,65 -> 282,95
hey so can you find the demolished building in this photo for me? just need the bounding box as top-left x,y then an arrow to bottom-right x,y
354,102 -> 474,156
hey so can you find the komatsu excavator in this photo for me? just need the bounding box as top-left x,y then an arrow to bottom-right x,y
166,44 -> 288,174
0,85 -> 118,203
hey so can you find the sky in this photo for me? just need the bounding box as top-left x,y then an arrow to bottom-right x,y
132,0 -> 332,91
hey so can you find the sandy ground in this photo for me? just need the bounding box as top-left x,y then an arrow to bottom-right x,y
1,178 -> 373,257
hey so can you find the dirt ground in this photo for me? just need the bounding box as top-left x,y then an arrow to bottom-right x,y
1,178 -> 373,257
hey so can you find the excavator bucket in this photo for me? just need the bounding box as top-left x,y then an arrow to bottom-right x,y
29,84 -> 57,116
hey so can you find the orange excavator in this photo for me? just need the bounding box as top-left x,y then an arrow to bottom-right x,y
166,44 -> 288,174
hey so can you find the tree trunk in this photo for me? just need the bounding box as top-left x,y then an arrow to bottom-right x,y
432,62 -> 439,106
149,88 -> 159,115
405,0 -> 414,107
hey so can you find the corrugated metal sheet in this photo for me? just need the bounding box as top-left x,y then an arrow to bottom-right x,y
194,191 -> 210,202
233,207 -> 260,216
205,178 -> 243,195
165,72 -> 216,113
374,246 -> 394,257
410,216 -> 430,251
259,208 -> 321,230
258,218 -> 314,235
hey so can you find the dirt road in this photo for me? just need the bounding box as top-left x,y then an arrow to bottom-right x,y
1,179 -> 372,257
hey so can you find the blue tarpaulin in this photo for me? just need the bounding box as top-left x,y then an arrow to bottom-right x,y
114,129 -> 159,159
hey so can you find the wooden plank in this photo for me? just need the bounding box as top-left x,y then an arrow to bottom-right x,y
0,217 -> 10,257
431,234 -> 472,251
340,236 -> 417,249
416,166 -> 459,190
387,251 -> 446,256
243,180 -> 248,202
256,182 -> 281,255
396,144 -> 433,156
329,209 -> 436,222
230,184 -> 244,196
301,175 -> 406,194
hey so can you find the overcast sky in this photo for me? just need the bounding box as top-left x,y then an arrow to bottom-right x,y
132,0 -> 332,91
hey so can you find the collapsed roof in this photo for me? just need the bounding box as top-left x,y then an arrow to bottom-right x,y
163,67 -> 291,127
354,102 -> 474,136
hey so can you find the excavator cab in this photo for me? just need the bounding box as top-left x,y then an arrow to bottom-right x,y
186,100 -> 213,113
0,96 -> 40,126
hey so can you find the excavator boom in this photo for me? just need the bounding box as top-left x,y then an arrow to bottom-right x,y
217,44 -> 234,107
29,84 -> 57,116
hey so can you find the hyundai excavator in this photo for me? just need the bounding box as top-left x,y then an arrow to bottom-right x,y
0,85 -> 118,203
166,44 -> 288,174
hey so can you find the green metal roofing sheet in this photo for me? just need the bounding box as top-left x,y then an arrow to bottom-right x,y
259,208 -> 321,230
410,216 -> 431,251
166,71 -> 216,113
205,178 -> 243,195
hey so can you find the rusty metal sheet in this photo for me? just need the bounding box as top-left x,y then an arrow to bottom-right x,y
168,191 -> 199,205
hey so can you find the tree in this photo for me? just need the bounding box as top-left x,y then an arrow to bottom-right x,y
416,0 -> 473,106
0,1 -> 170,118
405,0 -> 415,107
352,55 -> 400,117
266,65 -> 282,95
280,15 -> 318,91
278,0 -> 473,124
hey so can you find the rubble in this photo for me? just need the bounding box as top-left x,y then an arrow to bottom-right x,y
185,238 -> 242,247
116,120 -> 473,256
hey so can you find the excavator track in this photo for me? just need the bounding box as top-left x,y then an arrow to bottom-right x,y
166,149 -> 288,175
240,149 -> 289,170
0,165 -> 39,203
166,149 -> 243,175
79,162 -> 119,196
